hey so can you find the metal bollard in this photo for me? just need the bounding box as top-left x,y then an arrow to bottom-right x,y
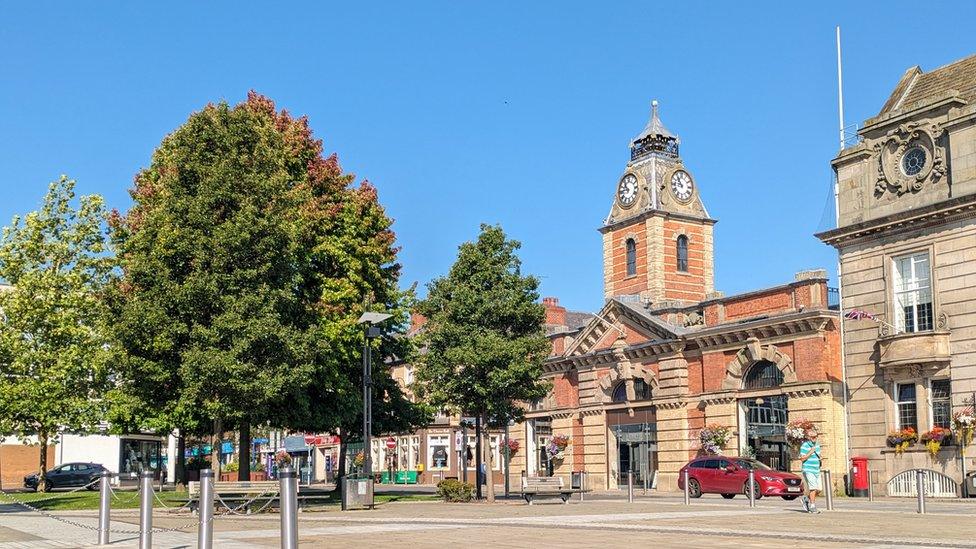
627,471 -> 634,503
97,471 -> 111,546
138,470 -> 154,549
683,469 -> 690,505
822,469 -> 833,511
915,469 -> 926,514
279,466 -> 299,549
747,468 -> 756,508
197,469 -> 214,549
868,469 -> 876,502
580,471 -> 586,502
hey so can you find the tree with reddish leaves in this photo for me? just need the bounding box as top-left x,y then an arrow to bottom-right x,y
107,92 -> 423,482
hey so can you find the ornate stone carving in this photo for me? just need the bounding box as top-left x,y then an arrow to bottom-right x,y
596,364 -> 659,404
874,122 -> 946,197
683,311 -> 704,327
722,337 -> 797,390
937,311 -> 949,330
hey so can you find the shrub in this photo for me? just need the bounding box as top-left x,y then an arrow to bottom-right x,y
436,479 -> 474,502
224,461 -> 239,472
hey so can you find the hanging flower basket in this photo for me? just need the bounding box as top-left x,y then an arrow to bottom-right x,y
785,418 -> 816,449
697,424 -> 733,455
886,427 -> 917,454
502,438 -> 520,458
274,450 -> 293,467
353,450 -> 366,468
952,408 -> 975,447
546,435 -> 570,461
920,427 -> 951,456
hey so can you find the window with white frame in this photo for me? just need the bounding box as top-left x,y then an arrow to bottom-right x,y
892,252 -> 933,333
427,435 -> 449,470
895,382 -> 918,431
931,379 -> 952,429
464,435 -> 502,470
397,436 -> 420,470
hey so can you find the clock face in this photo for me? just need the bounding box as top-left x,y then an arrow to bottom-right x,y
670,170 -> 694,202
617,173 -> 639,207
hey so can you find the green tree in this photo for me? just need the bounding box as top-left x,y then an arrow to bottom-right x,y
0,177 -> 114,491
415,224 -> 550,502
109,92 -> 427,481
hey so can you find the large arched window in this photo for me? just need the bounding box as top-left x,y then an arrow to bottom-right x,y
611,379 -> 651,402
743,360 -> 784,390
676,235 -> 688,272
612,382 -> 628,402
625,238 -> 637,276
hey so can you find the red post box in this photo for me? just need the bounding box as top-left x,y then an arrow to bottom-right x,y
851,456 -> 869,496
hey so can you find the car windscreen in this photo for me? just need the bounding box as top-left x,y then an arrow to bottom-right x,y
735,459 -> 773,471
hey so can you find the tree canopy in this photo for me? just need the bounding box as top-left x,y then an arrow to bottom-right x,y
0,176 -> 115,489
415,224 -> 550,501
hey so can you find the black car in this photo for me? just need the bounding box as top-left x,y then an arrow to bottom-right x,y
23,462 -> 107,491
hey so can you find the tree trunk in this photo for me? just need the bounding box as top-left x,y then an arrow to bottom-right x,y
475,415 -> 483,500
211,419 -> 222,477
238,422 -> 251,481
38,430 -> 49,492
176,430 -> 187,489
334,436 -> 347,491
482,414 -> 495,503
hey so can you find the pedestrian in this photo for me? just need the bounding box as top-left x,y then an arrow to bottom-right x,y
799,428 -> 822,513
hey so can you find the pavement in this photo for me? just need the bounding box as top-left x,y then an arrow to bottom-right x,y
0,489 -> 974,548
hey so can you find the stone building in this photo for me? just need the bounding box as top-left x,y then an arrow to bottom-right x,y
817,54 -> 976,496
505,103 -> 845,492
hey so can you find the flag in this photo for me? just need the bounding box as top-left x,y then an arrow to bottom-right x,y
844,309 -> 876,321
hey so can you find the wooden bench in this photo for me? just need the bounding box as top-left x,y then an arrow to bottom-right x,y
521,476 -> 573,505
187,480 -> 282,513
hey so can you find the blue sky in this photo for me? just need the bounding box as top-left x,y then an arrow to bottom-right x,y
2,3 -> 975,313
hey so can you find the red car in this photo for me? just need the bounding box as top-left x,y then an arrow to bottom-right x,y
677,457 -> 803,500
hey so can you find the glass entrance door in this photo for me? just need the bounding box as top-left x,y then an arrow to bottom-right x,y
612,423 -> 657,489
743,395 -> 789,471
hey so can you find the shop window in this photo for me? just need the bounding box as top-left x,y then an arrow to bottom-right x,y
931,379 -> 951,429
676,235 -> 688,272
892,252 -> 933,333
120,438 -> 162,475
896,383 -> 918,430
625,239 -> 637,277
427,435 -> 449,470
743,360 -> 784,390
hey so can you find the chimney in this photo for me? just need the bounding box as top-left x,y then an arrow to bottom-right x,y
409,312 -> 428,335
543,297 -> 566,327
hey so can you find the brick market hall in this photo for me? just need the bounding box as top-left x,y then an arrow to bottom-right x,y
500,101 -> 846,493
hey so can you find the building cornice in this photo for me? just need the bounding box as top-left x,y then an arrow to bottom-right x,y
688,310 -> 836,350
816,193 -> 976,247
599,208 -> 717,234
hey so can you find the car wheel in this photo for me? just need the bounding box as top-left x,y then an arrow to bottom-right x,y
86,478 -> 98,491
40,480 -> 54,492
781,495 -> 798,501
744,480 -> 763,500
721,493 -> 736,499
688,478 -> 703,499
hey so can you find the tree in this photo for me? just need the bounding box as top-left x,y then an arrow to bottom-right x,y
415,224 -> 550,502
0,177 -> 114,491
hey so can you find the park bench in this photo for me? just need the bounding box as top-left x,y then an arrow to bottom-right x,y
187,480 -> 281,514
521,476 -> 574,505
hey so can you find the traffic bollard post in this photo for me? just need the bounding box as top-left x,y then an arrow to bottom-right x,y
198,469 -> 214,549
279,466 -> 299,549
97,471 -> 111,546
822,469 -> 833,510
580,471 -> 586,502
627,471 -> 634,503
683,469 -> 690,505
138,470 -> 154,549
915,469 -> 926,514
747,468 -> 756,508
868,469 -> 876,502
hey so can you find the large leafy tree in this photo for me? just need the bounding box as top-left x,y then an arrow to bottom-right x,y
0,177 -> 114,490
108,92 -> 426,481
415,224 -> 550,502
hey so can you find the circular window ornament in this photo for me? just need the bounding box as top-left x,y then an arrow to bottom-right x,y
901,146 -> 927,176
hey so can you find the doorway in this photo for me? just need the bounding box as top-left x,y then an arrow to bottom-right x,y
611,423 -> 657,489
742,395 -> 788,471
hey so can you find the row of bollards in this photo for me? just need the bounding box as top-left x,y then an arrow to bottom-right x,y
96,466 -> 300,549
822,469 -> 834,511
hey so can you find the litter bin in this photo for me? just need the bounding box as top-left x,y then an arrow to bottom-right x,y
341,477 -> 374,510
966,472 -> 976,498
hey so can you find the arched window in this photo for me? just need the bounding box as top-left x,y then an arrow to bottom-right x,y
743,360 -> 784,390
612,382 -> 628,403
625,239 -> 637,276
676,235 -> 688,272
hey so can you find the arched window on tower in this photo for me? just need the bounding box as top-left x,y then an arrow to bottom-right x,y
625,238 -> 637,276
743,360 -> 784,390
676,235 -> 689,272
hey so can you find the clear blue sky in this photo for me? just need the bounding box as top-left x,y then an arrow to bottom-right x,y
2,3 -> 975,313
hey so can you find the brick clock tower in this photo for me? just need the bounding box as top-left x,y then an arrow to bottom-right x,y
601,101 -> 715,305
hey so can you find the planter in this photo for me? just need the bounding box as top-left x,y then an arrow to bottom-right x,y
219,471 -> 268,482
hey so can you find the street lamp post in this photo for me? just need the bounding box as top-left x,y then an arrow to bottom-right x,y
357,311 -> 392,483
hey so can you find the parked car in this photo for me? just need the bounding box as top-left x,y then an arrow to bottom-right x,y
677,457 -> 803,500
23,462 -> 107,491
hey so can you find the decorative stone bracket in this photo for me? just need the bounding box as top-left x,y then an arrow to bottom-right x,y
877,330 -> 951,370
722,337 -> 797,390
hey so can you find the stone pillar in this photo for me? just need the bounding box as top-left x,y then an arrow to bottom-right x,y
654,403 -> 690,491
582,411 -> 608,490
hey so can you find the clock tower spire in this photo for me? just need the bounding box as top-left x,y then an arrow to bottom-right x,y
600,101 -> 716,305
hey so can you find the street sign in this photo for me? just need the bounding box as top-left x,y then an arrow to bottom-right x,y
386,437 -> 396,450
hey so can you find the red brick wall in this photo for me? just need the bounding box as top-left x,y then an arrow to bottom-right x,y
724,290 -> 792,320
1,444 -> 54,489
543,297 -> 566,326
662,219 -> 707,302
607,223 -> 648,297
553,370 -> 579,408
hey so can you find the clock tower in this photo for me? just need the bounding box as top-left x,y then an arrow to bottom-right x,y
600,101 -> 715,305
